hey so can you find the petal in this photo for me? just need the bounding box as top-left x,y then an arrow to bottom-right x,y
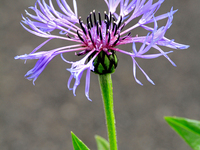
65,50 -> 96,100
106,0 -> 121,14
132,42 -> 137,54
137,51 -> 173,59
132,58 -> 143,85
134,58 -> 155,85
67,75 -> 74,90
25,51 -> 56,84
73,0 -> 78,17
85,68 -> 92,101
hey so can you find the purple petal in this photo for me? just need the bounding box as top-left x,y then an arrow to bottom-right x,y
17,51 -> 57,84
85,68 -> 92,101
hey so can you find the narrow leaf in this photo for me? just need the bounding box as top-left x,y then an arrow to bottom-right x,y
165,116 -> 200,150
71,131 -> 90,150
95,135 -> 109,150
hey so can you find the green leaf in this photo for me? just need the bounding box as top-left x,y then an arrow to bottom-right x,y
71,131 -> 90,150
165,116 -> 200,150
95,135 -> 109,150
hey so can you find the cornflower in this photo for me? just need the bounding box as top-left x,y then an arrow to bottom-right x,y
15,0 -> 189,100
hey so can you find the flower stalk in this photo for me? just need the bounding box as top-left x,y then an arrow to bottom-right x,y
98,73 -> 117,150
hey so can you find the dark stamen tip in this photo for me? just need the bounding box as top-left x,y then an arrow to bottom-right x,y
117,16 -> 122,29
99,28 -> 103,41
114,27 -> 119,36
106,29 -> 110,35
88,29 -> 95,47
76,51 -> 84,56
93,10 -> 97,25
109,12 -> 112,22
120,23 -> 125,31
96,21 -> 99,35
98,12 -> 102,25
89,13 -> 93,27
112,15 -> 115,21
77,30 -> 84,42
121,32 -> 131,40
87,16 -> 90,29
113,33 -> 120,46
79,21 -> 87,35
107,31 -> 111,44
112,21 -> 116,32
66,34 -> 71,39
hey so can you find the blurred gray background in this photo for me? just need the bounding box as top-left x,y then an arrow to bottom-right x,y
0,0 -> 199,149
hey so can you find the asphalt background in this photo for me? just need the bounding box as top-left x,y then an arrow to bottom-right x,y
0,0 -> 199,150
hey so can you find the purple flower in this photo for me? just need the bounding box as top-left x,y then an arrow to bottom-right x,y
15,0 -> 189,100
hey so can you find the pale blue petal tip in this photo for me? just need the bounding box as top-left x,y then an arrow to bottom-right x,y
148,78 -> 155,85
136,79 -> 143,86
87,96 -> 92,101
184,45 -> 190,49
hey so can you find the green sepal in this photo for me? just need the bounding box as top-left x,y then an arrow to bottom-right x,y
95,135 -> 109,150
71,131 -> 90,150
165,116 -> 200,150
88,50 -> 118,75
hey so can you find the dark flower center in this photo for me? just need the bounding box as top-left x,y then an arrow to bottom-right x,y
76,11 -> 131,74
76,10 -> 130,56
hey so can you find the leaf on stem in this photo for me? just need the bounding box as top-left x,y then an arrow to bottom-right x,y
165,116 -> 200,150
95,135 -> 109,150
71,131 -> 90,150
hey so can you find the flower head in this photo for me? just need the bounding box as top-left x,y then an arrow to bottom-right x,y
15,0 -> 189,100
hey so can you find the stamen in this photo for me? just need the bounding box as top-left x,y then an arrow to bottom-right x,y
106,29 -> 109,35
104,12 -> 110,26
127,32 -> 131,36
107,31 -> 111,44
114,27 -> 118,36
120,23 -> 125,31
88,29 -> 95,47
113,33 -> 120,46
76,50 -> 86,56
89,12 -> 93,27
77,30 -> 84,42
112,22 -> 116,32
96,21 -> 99,35
93,10 -> 97,25
66,34 -> 71,39
104,11 -> 108,20
99,25 -> 103,41
112,15 -> 115,22
98,12 -> 102,25
76,49 -> 90,56
104,20 -> 109,32
117,16 -> 122,29
109,12 -> 112,23
87,16 -> 90,29
121,32 -> 131,40
79,17 -> 87,35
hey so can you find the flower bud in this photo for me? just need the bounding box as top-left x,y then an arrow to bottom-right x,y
88,50 -> 118,75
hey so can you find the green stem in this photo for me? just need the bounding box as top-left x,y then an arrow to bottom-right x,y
98,73 -> 118,150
